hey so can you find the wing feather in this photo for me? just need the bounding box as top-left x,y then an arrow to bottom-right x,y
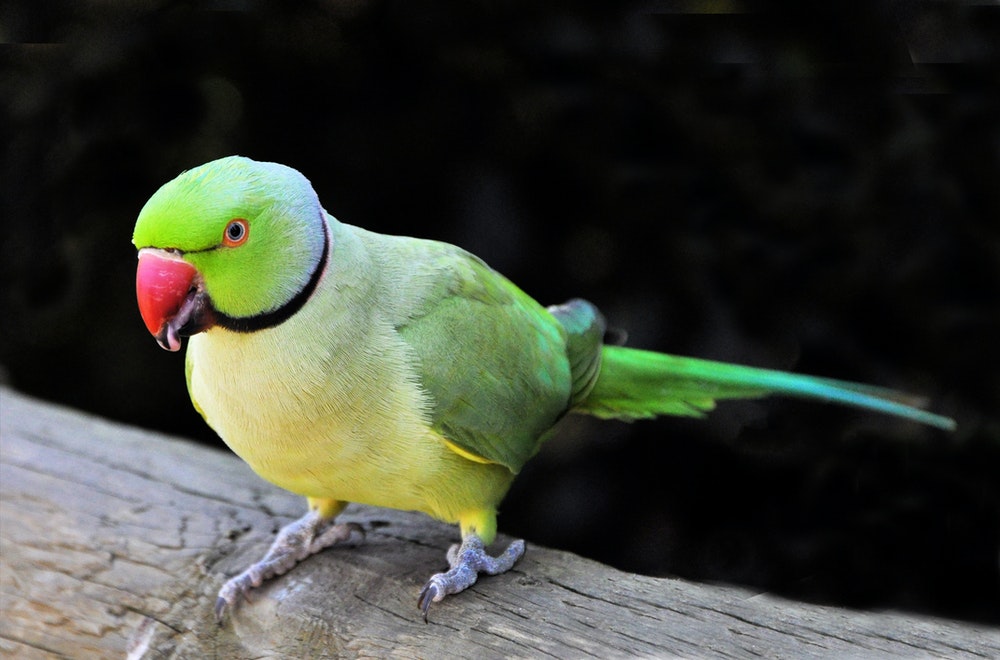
395,248 -> 572,473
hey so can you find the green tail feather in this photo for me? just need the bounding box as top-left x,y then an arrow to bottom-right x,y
577,345 -> 956,431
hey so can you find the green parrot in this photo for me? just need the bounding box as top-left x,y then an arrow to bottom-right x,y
132,156 -> 955,621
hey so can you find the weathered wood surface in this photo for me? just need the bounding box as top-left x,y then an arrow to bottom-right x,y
1,385 -> 997,659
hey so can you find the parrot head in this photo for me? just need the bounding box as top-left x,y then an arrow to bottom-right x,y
132,156 -> 328,351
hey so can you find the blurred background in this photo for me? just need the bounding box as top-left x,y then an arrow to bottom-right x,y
2,0 -> 998,623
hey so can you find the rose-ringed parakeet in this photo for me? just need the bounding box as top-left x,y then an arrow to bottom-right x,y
132,156 -> 955,621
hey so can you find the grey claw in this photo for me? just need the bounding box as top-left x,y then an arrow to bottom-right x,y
214,596 -> 229,624
417,583 -> 439,622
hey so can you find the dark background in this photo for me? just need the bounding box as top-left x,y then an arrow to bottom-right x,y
3,1 -> 998,623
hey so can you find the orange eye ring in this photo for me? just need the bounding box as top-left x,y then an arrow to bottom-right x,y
222,219 -> 249,247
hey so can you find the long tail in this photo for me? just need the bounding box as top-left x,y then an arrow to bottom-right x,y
576,345 -> 956,431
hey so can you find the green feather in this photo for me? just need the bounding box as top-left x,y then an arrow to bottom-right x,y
578,345 -> 956,431
394,243 -> 572,473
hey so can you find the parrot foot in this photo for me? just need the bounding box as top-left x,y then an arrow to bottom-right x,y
215,509 -> 364,622
417,535 -> 525,621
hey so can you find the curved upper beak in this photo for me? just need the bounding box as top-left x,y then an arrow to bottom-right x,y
136,249 -> 211,351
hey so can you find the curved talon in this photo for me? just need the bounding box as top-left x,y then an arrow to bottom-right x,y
214,597 -> 227,624
215,573 -> 255,623
417,583 -> 439,622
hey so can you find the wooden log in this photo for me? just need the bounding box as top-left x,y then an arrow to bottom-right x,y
1,385 -> 997,658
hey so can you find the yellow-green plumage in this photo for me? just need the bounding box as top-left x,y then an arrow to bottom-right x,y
132,156 -> 954,618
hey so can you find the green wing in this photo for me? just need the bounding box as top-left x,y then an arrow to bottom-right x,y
395,249 -> 573,473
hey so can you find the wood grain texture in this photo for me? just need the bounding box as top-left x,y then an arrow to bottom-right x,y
2,385 -> 997,658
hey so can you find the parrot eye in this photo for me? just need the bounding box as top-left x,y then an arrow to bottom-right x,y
223,219 -> 249,247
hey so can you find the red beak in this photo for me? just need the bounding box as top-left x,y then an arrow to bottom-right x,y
136,249 -> 202,352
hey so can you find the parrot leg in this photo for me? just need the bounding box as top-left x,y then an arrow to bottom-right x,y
417,534 -> 525,620
215,505 -> 363,621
